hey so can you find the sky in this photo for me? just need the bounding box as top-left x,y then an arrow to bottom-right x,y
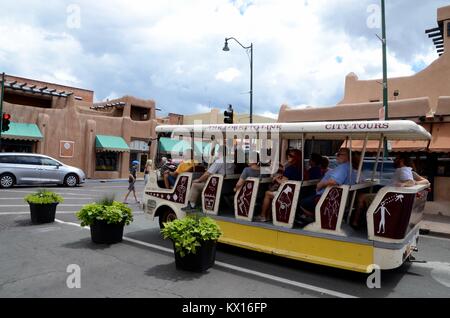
0,0 -> 448,119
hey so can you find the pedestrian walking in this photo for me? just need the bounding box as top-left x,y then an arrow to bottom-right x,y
144,159 -> 153,186
123,163 -> 139,204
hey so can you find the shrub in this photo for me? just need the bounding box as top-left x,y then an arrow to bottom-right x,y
161,214 -> 222,257
76,196 -> 133,227
24,189 -> 64,205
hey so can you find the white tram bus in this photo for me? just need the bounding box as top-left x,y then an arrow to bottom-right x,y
143,120 -> 431,273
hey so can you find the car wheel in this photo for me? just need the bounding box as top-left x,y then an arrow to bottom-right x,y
159,208 -> 177,229
64,174 -> 79,187
0,173 -> 15,188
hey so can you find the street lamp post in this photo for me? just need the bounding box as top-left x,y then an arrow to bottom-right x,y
223,37 -> 253,124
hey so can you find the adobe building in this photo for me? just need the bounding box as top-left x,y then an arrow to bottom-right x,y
0,74 -> 157,179
158,108 -> 274,125
278,5 -> 450,211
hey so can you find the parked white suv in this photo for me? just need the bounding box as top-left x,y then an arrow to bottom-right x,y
0,153 -> 86,188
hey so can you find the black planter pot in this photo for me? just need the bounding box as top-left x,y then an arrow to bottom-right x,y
174,240 -> 217,272
29,203 -> 58,224
90,219 -> 125,244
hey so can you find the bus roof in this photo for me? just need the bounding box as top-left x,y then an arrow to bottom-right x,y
155,120 -> 431,141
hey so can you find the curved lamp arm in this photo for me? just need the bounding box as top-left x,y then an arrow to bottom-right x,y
224,37 -> 252,50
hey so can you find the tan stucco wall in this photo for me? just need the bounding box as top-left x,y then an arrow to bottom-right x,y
278,97 -> 432,123
3,95 -> 157,180
4,74 -> 94,103
434,177 -> 450,202
339,5 -> 450,111
183,108 -> 274,124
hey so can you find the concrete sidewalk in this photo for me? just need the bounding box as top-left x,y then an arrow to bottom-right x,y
85,178 -> 145,183
420,214 -> 450,238
420,201 -> 450,238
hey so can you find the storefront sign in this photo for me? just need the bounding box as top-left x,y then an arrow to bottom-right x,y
60,141 -> 75,158
130,140 -> 149,152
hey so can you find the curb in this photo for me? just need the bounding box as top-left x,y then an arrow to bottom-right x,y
85,179 -> 145,183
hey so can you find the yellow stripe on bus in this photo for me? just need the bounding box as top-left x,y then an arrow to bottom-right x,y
217,220 -> 374,273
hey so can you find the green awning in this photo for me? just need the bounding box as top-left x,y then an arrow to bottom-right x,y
159,138 -> 210,155
95,135 -> 130,152
1,122 -> 43,141
159,138 -> 189,153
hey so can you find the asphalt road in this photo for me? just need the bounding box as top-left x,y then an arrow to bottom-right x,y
0,180 -> 449,299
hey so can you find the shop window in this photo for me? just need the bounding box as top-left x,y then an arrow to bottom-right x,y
0,140 -> 34,153
437,158 -> 450,177
96,152 -> 119,171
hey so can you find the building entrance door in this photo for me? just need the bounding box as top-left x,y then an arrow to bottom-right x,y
130,139 -> 150,177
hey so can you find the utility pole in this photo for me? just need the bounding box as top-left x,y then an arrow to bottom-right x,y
381,0 -> 388,120
0,73 -> 5,150
249,42 -> 253,124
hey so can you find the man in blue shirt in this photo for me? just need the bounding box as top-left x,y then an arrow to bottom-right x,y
296,148 -> 356,224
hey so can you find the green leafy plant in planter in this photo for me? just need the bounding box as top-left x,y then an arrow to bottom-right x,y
24,189 -> 64,224
76,195 -> 133,244
161,213 -> 222,272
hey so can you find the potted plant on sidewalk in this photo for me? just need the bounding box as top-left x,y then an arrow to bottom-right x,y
161,214 -> 222,272
24,189 -> 64,224
76,196 -> 133,244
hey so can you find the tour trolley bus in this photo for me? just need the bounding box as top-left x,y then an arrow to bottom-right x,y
143,120 -> 431,273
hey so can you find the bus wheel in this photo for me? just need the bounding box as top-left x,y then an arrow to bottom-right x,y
159,208 -> 177,229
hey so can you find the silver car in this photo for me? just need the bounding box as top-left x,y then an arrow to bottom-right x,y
0,153 -> 86,188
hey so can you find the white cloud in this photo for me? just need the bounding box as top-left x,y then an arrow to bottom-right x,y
215,68 -> 242,82
195,104 -> 213,113
258,111 -> 278,119
41,70 -> 81,86
103,92 -> 120,102
0,0 -> 445,116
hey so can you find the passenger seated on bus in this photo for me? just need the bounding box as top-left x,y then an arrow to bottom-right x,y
321,156 -> 331,176
256,149 -> 303,222
350,153 -> 430,229
163,149 -> 197,189
296,148 -> 357,226
233,152 -> 261,192
305,153 -> 323,180
181,146 -> 235,212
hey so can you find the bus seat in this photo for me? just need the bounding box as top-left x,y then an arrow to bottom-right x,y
235,177 -> 260,221
193,165 -> 206,173
345,180 -> 380,224
202,174 -> 224,215
303,185 -> 350,236
272,181 -> 302,228
366,184 -> 430,241
144,172 -> 193,206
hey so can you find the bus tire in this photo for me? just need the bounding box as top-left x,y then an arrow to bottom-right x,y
159,207 -> 177,229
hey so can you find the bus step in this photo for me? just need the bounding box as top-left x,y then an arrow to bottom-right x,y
408,255 -> 427,263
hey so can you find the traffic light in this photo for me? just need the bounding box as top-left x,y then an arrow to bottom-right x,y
2,113 -> 10,132
224,104 -> 234,124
